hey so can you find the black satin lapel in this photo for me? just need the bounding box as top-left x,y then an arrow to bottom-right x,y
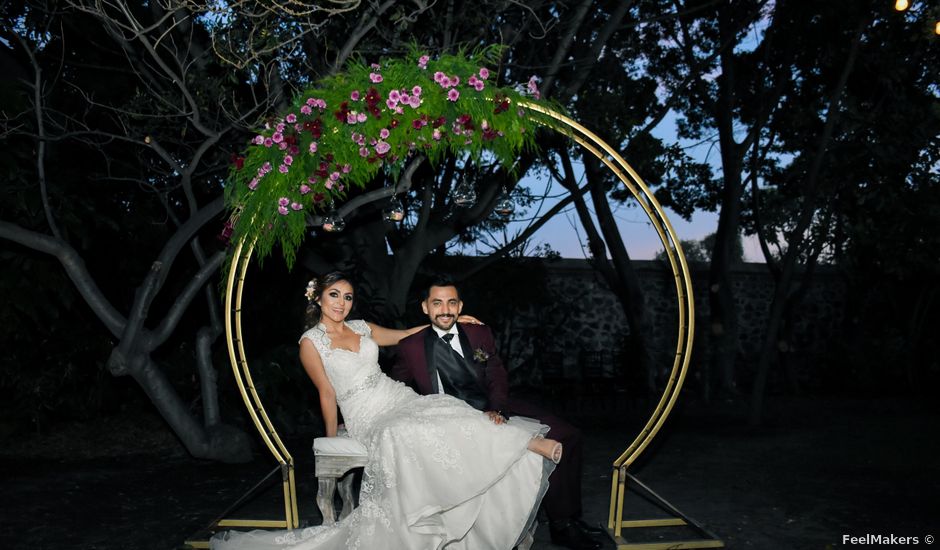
423,328 -> 439,393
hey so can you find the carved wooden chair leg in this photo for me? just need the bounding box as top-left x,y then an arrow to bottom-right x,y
337,472 -> 358,521
316,476 -> 338,526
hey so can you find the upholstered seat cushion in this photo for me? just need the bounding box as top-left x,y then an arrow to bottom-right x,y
313,436 -> 368,457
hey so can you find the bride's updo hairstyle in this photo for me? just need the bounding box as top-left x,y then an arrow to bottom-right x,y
304,271 -> 354,329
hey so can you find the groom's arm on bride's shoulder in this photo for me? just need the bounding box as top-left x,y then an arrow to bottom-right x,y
366,321 -> 429,347
300,338 -> 339,437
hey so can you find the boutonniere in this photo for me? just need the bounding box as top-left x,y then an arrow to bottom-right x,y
473,348 -> 491,363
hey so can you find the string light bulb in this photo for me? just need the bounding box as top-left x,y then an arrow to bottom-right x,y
894,0 -> 909,11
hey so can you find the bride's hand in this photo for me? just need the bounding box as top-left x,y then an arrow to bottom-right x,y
457,314 -> 484,325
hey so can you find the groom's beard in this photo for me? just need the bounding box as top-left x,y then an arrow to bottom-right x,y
432,314 -> 456,330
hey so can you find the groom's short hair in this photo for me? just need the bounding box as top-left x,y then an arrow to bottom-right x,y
424,276 -> 461,300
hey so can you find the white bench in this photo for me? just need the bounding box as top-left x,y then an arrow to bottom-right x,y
312,434 -> 369,525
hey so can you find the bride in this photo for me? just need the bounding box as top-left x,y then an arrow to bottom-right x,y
211,271 -> 561,550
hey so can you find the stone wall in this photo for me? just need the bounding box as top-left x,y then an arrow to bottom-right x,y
458,258 -> 846,386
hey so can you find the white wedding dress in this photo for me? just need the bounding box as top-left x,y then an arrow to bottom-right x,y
211,320 -> 553,550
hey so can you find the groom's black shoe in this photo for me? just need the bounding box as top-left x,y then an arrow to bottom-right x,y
572,518 -> 607,537
549,519 -> 603,550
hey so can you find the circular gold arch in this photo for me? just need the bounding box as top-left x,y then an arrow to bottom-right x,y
221,103 -> 695,540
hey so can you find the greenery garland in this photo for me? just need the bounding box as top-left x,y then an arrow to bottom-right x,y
225,45 -> 557,268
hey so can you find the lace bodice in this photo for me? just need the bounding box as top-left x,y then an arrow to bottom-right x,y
299,320 -> 416,439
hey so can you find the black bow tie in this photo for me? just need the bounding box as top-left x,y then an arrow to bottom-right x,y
441,333 -> 455,343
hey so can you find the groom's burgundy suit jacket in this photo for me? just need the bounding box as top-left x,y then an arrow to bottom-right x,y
392,323 -> 509,413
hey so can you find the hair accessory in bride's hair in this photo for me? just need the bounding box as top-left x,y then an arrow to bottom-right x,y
305,279 -> 318,302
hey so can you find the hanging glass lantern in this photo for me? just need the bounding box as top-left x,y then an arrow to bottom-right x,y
452,177 -> 477,208
383,197 -> 405,222
494,188 -> 515,218
321,210 -> 345,233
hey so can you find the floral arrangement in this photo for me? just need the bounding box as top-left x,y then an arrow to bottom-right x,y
225,45 -> 555,267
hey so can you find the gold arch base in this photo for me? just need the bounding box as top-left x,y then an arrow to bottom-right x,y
189,105 -> 722,549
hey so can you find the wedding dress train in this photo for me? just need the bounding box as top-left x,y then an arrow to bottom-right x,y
211,320 -> 553,550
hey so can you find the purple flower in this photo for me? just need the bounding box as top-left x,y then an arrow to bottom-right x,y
375,140 -> 391,155
253,135 -> 264,145
277,206 -> 289,215
408,95 -> 422,108
389,90 -> 401,102
433,71 -> 446,84
278,164 -> 289,173
278,197 -> 289,207
272,132 -> 283,143
329,171 -> 340,181
300,184 -> 311,194
350,90 -> 361,101
418,55 -> 429,69
379,128 -> 390,139
447,89 -> 460,102
473,81 -> 484,91
342,164 -> 351,173
346,113 -> 357,124
262,162 -> 272,173
371,63 -> 381,70
283,155 -> 293,165
356,112 -> 367,123
450,75 -> 460,87
278,142 -> 288,150
359,147 -> 370,157
248,177 -> 259,189
386,98 -> 397,110
276,123 -> 286,132
412,85 -> 422,96
263,138 -> 273,148
432,129 -> 442,141
300,105 -> 312,115
527,75 -> 541,99
478,67 -> 490,80
285,113 -> 297,123
291,202 -> 303,211
369,72 -> 383,83
309,142 -> 318,153
325,180 -> 333,190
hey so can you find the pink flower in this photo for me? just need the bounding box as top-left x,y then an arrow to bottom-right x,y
447,89 -> 460,102
248,177 -> 259,189
300,105 -> 312,115
306,97 -> 316,106
278,142 -> 288,150
346,113 -> 357,124
350,90 -> 361,101
272,132 -> 283,143
469,75 -> 480,86
389,90 -> 401,103
283,155 -> 293,165
342,164 -> 351,173
285,113 -> 297,123
278,197 -> 289,207
291,202 -> 303,211
309,141 -> 318,153
300,184 -> 311,194
379,128 -> 390,139
369,72 -> 383,83
527,75 -> 541,99
412,85 -> 422,96
450,76 -> 460,87
375,140 -> 391,155
433,71 -> 446,83
262,162 -> 272,173
371,63 -> 381,70
330,172 -> 340,181
473,81 -> 484,92
356,112 -> 367,123
278,164 -> 289,173
253,135 -> 264,145
408,95 -> 421,108
325,180 -> 333,190
278,206 -> 289,215
432,129 -> 442,141
263,138 -> 273,148
276,123 -> 286,132
418,55 -> 429,69
359,147 -> 370,157
478,67 -> 489,80
386,98 -> 397,110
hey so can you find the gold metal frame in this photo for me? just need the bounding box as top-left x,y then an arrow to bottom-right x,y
197,104 -> 719,550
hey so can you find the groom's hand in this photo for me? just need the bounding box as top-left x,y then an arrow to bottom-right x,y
484,410 -> 505,425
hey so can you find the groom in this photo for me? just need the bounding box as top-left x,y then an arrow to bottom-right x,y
392,278 -> 606,550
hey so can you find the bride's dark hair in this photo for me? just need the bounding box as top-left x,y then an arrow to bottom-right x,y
304,271 -> 354,329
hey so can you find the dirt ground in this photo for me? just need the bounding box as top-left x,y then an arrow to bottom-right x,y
2,396 -> 937,550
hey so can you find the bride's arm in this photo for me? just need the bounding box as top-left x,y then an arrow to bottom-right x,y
366,315 -> 485,347
366,322 -> 427,347
300,338 -> 339,437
